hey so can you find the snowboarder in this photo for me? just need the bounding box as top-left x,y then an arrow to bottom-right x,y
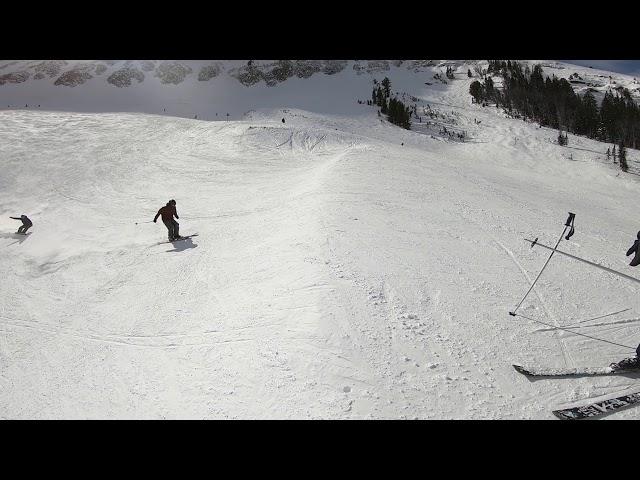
153,199 -> 182,241
626,231 -> 640,267
10,215 -> 32,234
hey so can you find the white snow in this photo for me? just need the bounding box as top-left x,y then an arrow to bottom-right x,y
1,60 -> 640,419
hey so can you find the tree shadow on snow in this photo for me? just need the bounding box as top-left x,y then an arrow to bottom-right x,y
165,238 -> 197,253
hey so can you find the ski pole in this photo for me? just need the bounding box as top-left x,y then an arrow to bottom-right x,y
510,214 -> 573,315
135,221 -> 154,225
525,239 -> 640,285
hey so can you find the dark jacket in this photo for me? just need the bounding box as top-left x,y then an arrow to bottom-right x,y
154,204 -> 178,223
627,240 -> 640,267
10,215 -> 32,226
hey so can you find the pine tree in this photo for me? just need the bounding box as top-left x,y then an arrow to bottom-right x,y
469,81 -> 484,104
483,76 -> 495,102
381,77 -> 391,98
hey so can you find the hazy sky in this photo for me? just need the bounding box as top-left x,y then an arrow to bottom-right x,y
561,60 -> 640,77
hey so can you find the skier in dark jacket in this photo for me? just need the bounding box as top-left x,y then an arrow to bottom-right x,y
10,215 -> 32,234
153,199 -> 182,241
626,231 -> 640,267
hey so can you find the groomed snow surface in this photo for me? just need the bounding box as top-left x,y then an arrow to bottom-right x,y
1,62 -> 640,419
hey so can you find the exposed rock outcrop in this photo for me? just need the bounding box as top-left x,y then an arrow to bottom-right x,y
293,60 -> 323,79
353,61 -> 390,75
0,71 -> 30,85
32,60 -> 68,79
231,60 -> 348,87
107,67 -> 145,87
54,65 -> 94,87
198,64 -> 221,81
155,61 -> 193,85
321,60 -> 348,75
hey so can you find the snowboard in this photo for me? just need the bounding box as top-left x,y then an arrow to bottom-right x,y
158,234 -> 198,245
553,391 -> 640,420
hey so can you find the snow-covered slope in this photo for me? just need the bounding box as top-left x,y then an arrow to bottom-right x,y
1,60 -> 640,419
0,60 -> 439,119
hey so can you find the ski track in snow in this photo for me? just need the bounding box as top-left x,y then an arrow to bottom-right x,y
2,61 -> 640,419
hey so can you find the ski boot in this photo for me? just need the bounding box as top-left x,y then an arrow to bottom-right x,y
609,357 -> 640,372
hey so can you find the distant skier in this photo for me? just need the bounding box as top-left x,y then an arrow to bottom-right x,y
10,215 -> 32,234
626,231 -> 640,267
153,199 -> 182,241
282,118 -> 285,124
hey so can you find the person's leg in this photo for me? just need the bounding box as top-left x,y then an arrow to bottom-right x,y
17,225 -> 25,234
173,220 -> 180,238
163,219 -> 174,240
22,225 -> 31,234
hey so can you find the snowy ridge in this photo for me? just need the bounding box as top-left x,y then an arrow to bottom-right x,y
2,59 -> 638,121
1,60 -> 640,419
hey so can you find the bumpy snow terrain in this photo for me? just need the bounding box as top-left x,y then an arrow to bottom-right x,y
1,60 -> 640,419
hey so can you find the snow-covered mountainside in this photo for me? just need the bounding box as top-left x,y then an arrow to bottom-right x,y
3,59 -> 639,120
1,60 -> 640,419
0,60 -> 436,119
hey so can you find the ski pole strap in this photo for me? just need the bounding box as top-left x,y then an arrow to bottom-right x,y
512,312 -> 637,351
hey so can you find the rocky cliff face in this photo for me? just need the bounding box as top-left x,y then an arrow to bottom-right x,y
107,67 -> 145,88
0,60 -> 433,90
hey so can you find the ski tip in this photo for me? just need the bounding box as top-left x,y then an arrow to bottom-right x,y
551,410 -> 574,420
512,364 -> 530,375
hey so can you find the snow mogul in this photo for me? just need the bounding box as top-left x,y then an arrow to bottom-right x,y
626,231 -> 640,267
10,215 -> 32,234
153,199 -> 183,242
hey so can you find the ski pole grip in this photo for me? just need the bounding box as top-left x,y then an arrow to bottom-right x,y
565,212 -> 575,227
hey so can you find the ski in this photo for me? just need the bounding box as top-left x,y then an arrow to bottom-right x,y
553,391 -> 640,420
513,364 -> 639,377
